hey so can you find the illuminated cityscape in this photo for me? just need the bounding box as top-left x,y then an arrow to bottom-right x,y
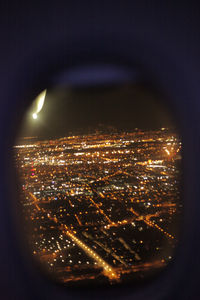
14,127 -> 182,286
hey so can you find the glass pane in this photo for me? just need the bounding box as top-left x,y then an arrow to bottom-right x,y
14,82 -> 182,287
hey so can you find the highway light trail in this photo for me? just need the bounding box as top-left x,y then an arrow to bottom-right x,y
130,208 -> 175,240
64,230 -> 119,281
88,196 -> 112,224
144,218 -> 175,240
29,192 -> 41,210
84,182 -> 113,224
29,192 -> 119,281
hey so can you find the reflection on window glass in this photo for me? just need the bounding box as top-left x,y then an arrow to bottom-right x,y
14,82 -> 182,286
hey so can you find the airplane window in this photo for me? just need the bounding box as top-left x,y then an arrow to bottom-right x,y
13,81 -> 182,287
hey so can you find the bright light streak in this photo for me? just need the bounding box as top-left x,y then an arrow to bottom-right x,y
165,149 -> 170,155
35,90 -> 46,114
32,113 -> 38,119
32,89 -> 47,119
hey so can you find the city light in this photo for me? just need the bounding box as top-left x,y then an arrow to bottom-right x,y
165,149 -> 170,155
14,128 -> 182,286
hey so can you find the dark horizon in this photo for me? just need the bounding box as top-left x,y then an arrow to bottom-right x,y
18,83 -> 176,140
17,126 -> 176,144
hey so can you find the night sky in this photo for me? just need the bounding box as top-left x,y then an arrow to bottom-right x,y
19,83 -> 175,139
